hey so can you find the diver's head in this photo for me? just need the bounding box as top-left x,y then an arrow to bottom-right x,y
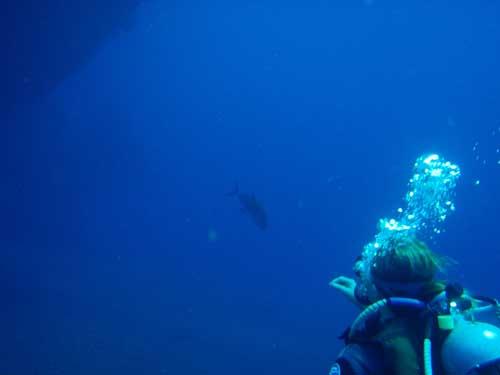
369,237 -> 446,297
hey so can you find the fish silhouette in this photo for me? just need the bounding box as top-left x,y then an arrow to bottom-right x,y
226,184 -> 268,230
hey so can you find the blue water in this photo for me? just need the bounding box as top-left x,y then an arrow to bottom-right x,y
4,1 -> 500,374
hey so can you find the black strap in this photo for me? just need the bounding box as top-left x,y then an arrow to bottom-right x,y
334,343 -> 389,375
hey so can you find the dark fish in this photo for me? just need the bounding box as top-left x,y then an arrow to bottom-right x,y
226,184 -> 268,230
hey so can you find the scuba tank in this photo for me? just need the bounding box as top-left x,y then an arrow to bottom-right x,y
343,286 -> 500,375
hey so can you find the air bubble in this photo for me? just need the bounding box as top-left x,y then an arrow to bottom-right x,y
354,154 -> 460,293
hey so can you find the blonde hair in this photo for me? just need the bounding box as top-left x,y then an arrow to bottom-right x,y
370,237 -> 449,283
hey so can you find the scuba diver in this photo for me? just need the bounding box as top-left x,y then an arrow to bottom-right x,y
329,236 -> 500,375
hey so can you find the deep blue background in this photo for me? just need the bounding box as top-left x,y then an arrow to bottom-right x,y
4,1 -> 500,374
